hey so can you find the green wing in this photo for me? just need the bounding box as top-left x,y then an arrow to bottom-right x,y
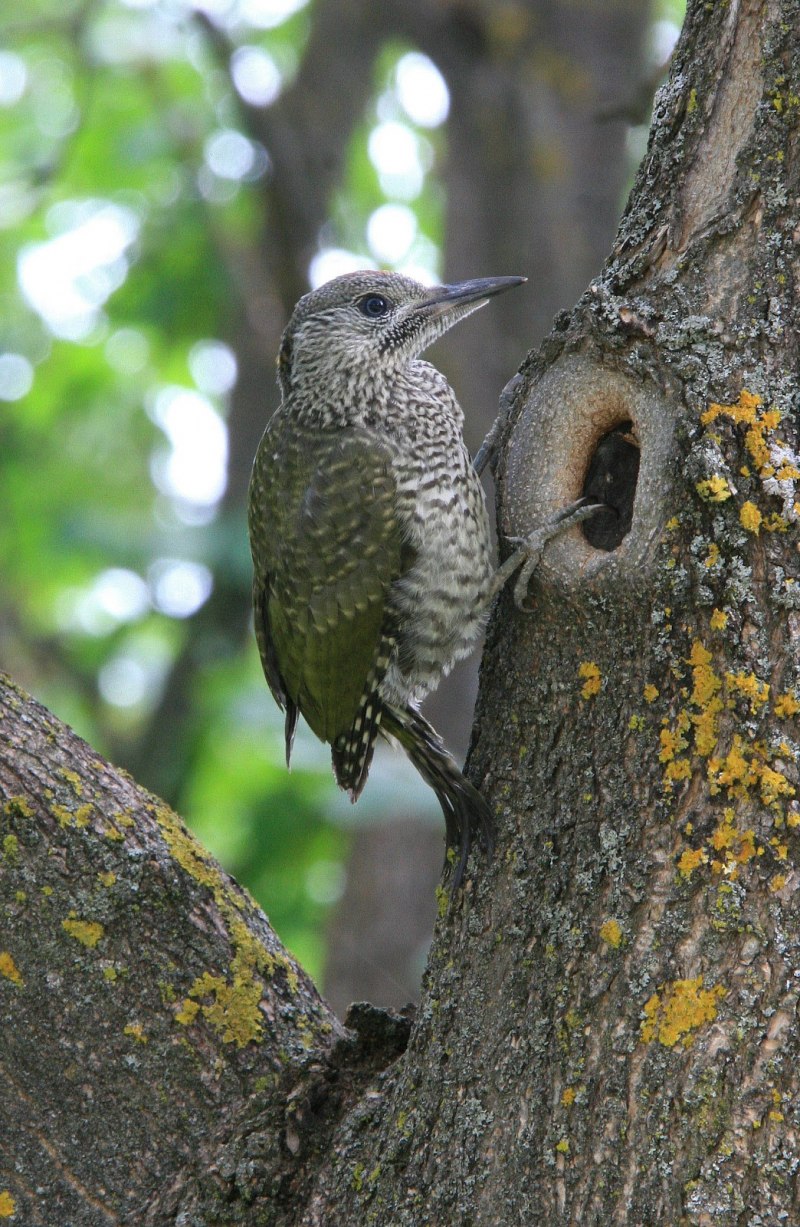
249,422 -> 405,745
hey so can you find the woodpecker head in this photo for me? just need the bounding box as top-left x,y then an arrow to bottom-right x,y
277,270 -> 525,398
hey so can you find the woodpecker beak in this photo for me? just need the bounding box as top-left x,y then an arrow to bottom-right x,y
417,275 -> 527,319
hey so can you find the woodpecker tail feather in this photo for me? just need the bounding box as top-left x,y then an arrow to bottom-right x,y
331,634 -> 395,801
331,694 -> 384,802
381,705 -> 494,892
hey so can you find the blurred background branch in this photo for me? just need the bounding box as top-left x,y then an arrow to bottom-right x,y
0,0 -> 683,1014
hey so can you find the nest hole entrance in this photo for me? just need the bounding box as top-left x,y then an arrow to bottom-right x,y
581,420 -> 640,551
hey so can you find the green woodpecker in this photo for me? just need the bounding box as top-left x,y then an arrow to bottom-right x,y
249,272 -> 594,890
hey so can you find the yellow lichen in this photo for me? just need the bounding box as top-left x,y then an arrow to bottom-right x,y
175,997 -> 201,1026
186,971 -> 264,1047
0,1191 -> 16,1218
2,835 -> 19,862
643,684 -> 659,703
599,918 -> 623,948
659,726 -> 685,762
561,1087 -> 576,1107
664,759 -> 692,785
123,1022 -> 148,1044
97,871 -> 116,887
701,389 -> 762,428
3,796 -> 33,819
53,802 -> 93,829
58,769 -> 83,795
152,803 -> 307,1047
0,952 -> 23,985
739,501 -> 762,534
61,915 -> 104,949
678,847 -> 708,879
758,764 -> 794,807
710,609 -> 728,631
578,661 -> 601,700
640,977 -> 725,1048
696,475 -> 732,502
688,642 -> 721,708
774,692 -> 799,718
726,671 -> 769,712
705,542 -> 721,568
555,1138 -> 570,1154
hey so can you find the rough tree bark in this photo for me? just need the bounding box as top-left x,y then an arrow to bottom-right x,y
2,1 -> 800,1224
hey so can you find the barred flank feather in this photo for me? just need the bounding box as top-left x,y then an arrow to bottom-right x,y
381,705 -> 494,892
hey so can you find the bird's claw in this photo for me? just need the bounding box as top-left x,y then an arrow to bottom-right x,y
498,498 -> 605,608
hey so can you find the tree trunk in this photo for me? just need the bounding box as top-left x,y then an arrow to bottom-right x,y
2,0 -> 800,1223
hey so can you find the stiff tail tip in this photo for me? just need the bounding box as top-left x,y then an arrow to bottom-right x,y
381,705 -> 494,894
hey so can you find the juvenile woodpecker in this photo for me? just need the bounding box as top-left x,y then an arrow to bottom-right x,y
248,271 -> 591,890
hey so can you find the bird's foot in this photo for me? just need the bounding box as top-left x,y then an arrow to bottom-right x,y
491,497 -> 604,608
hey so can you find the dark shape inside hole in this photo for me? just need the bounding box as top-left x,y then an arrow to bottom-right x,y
581,420 -> 640,551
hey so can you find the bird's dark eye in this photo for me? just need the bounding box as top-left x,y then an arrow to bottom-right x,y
358,294 -> 391,318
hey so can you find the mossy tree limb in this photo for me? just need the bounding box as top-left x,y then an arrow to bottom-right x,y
0,673 -> 351,1224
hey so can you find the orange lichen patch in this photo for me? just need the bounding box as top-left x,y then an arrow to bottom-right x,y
776,463 -> 800,480
770,874 -> 788,892
643,684 -> 659,703
599,919 -> 623,948
739,501 -> 762,534
664,759 -> 692,786
0,952 -> 23,985
725,671 -> 770,713
769,838 -> 788,861
61,915 -> 104,949
578,661 -> 601,700
696,475 -> 733,502
710,609 -> 728,631
686,641 -> 723,757
678,847 -> 708,878
709,808 -> 758,877
708,737 -> 752,796
774,692 -> 800,718
758,764 -> 795,807
561,1087 -> 576,1108
659,727 -> 683,762
708,738 -> 795,811
0,1191 -> 15,1218
688,642 -> 721,706
640,977 -> 726,1049
693,702 -> 723,759
701,389 -> 763,428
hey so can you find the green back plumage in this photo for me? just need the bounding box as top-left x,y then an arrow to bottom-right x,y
249,420 -> 405,744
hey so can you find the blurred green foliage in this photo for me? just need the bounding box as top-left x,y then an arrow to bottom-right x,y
0,0 -> 458,981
